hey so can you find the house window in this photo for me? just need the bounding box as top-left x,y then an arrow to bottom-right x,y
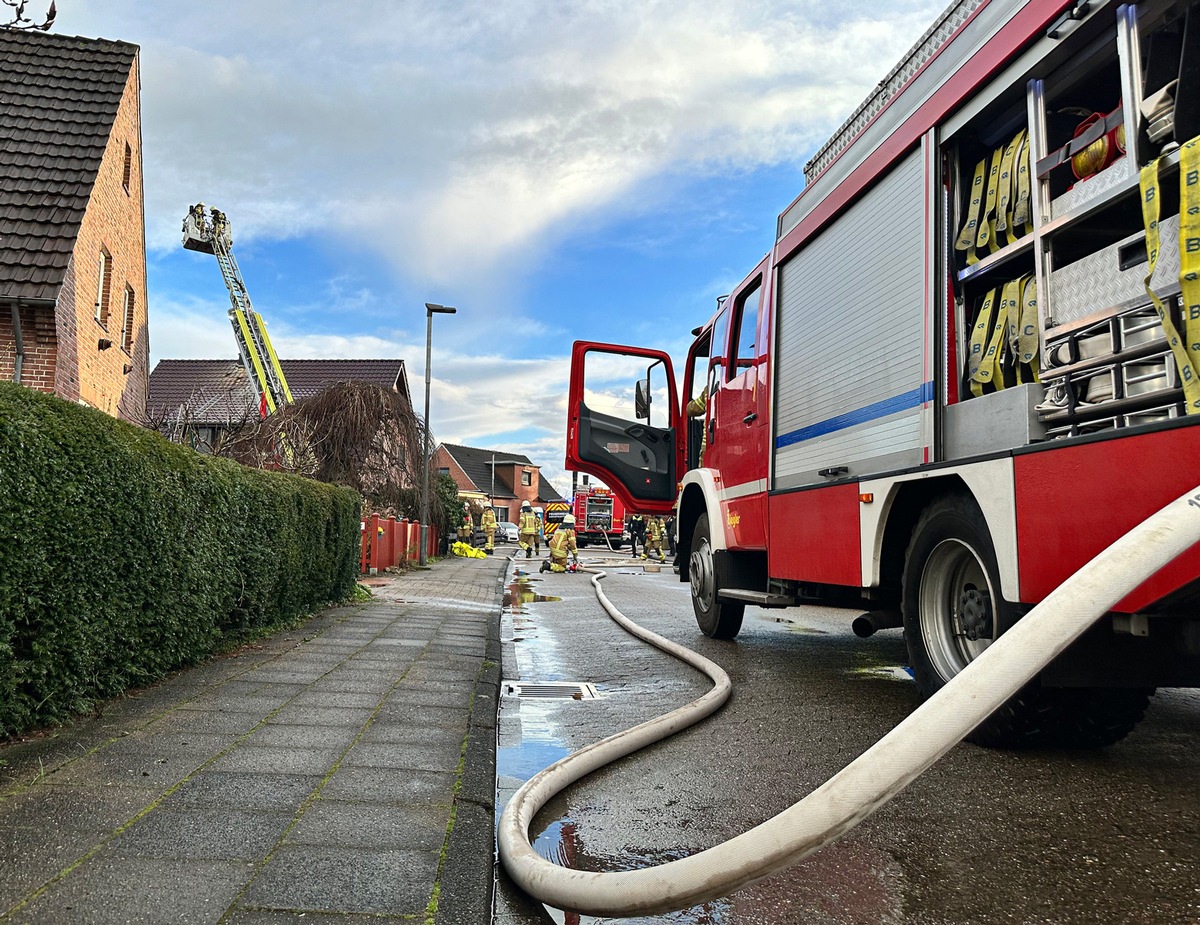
122,142 -> 132,193
121,286 -> 135,352
95,248 -> 112,325
438,467 -> 450,476
521,470 -> 532,486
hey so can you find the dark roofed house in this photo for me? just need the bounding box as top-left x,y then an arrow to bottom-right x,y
435,442 -> 565,522
148,358 -> 410,452
0,29 -> 150,421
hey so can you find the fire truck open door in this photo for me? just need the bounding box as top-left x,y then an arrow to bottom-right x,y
567,341 -> 680,515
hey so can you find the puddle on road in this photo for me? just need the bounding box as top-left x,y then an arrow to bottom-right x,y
531,825 -> 732,924
504,575 -> 562,615
497,739 -> 572,781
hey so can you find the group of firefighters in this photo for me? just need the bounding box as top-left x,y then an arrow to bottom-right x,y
461,499 -> 671,574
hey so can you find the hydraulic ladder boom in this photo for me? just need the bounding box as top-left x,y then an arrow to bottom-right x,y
182,203 -> 292,415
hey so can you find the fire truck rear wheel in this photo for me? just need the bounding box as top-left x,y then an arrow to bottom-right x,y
690,513 -> 744,639
902,494 -> 1151,749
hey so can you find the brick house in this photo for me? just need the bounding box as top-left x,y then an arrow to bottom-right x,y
435,442 -> 565,523
0,30 -> 149,422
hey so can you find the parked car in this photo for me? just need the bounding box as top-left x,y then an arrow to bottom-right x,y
497,521 -> 520,543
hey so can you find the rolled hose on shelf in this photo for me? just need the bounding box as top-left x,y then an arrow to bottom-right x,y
497,485 -> 1200,917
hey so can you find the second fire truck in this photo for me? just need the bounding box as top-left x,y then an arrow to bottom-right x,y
572,486 -> 626,548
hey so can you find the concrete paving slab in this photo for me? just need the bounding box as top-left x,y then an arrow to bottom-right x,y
163,772 -> 321,811
241,846 -> 438,916
108,808 -> 294,860
43,734 -> 226,789
319,766 -> 456,805
358,720 -> 465,747
381,685 -> 474,710
341,741 -> 464,774
224,910 -> 412,924
142,707 -> 265,737
209,745 -> 342,776
373,702 -> 471,730
286,800 -> 446,851
264,704 -> 375,728
11,857 -> 254,925
307,676 -> 397,695
242,723 -> 361,751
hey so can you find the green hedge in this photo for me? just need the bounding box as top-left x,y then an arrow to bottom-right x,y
0,382 -> 361,738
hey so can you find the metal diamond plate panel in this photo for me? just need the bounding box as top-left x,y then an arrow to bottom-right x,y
1049,214 -> 1181,326
1051,156 -> 1136,219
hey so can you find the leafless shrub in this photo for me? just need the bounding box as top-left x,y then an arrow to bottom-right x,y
147,380 -> 447,532
270,381 -> 426,516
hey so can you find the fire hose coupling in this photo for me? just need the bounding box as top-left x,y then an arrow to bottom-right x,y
497,485 -> 1200,917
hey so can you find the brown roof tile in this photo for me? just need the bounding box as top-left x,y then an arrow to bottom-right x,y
0,29 -> 138,303
148,358 -> 411,424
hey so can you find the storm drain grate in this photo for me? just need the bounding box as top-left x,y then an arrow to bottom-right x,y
503,680 -> 599,700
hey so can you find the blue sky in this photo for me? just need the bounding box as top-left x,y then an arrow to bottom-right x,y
56,0 -> 944,496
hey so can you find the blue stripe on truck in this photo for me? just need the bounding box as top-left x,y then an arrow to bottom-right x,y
775,381 -> 934,450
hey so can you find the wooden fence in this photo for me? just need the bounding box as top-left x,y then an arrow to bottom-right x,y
360,515 -> 439,573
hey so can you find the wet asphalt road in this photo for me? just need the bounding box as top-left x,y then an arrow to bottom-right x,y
494,553 -> 1200,925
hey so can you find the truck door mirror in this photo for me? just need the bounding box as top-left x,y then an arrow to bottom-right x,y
634,377 -> 650,420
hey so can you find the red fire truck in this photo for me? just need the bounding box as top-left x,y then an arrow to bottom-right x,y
572,486 -> 626,548
567,0 -> 1200,748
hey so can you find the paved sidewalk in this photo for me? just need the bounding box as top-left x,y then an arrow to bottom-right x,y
0,553 -> 509,924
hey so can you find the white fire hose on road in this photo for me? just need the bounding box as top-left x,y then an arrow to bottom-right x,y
497,485 -> 1200,917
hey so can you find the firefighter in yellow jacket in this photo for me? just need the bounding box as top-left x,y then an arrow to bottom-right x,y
642,515 -> 666,561
481,505 -> 497,553
540,513 -> 578,573
518,500 -> 539,559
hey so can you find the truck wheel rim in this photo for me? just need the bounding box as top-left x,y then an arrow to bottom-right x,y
918,538 -> 994,681
690,538 -> 714,609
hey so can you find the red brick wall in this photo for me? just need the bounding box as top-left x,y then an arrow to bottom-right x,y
67,56 -> 149,423
0,303 -> 59,393
503,463 -> 541,512
435,446 -> 475,495
52,261 -> 79,402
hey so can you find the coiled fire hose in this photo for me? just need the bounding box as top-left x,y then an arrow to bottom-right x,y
497,485 -> 1200,917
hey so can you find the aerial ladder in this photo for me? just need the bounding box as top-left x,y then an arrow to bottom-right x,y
181,203 -> 292,416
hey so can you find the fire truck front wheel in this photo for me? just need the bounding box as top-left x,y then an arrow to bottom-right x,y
902,494 -> 1151,749
690,513 -> 744,639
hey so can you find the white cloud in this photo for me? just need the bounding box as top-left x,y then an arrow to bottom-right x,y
65,0 -> 943,289
66,0 -> 943,481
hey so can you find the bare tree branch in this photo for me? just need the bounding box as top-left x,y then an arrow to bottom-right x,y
2,0 -> 56,31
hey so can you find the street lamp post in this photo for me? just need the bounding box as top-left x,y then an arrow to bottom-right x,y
420,302 -> 456,566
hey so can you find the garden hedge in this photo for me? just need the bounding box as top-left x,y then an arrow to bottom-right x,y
0,382 -> 361,738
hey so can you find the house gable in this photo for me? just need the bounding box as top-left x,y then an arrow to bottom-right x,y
0,29 -> 147,422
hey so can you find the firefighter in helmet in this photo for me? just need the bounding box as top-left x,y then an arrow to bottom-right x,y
518,500 -> 538,558
461,505 -> 474,544
481,503 -> 497,553
643,515 -> 667,562
541,513 -> 578,573
627,513 -> 645,558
